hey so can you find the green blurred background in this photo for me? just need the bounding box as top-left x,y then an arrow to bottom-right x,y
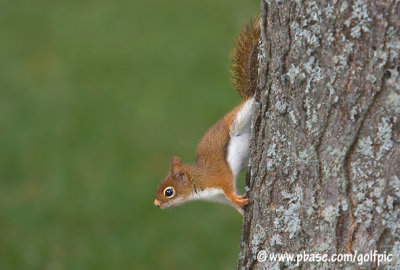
0,0 -> 259,269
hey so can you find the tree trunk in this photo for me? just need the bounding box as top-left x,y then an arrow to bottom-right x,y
238,0 -> 400,269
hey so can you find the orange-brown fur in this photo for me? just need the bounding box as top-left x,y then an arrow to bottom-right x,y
231,17 -> 261,100
154,19 -> 260,214
188,100 -> 251,206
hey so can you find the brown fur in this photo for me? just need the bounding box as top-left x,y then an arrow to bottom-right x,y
154,18 -> 260,215
231,18 -> 261,100
154,101 -> 250,213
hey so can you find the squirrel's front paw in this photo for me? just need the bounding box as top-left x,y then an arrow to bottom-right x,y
233,194 -> 249,206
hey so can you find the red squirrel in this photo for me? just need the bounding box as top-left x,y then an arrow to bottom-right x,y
154,19 -> 260,215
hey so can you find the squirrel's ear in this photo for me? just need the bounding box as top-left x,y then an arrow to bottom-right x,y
170,157 -> 188,185
171,156 -> 182,165
170,156 -> 183,175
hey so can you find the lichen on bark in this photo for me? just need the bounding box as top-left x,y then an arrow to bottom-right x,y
238,0 -> 400,269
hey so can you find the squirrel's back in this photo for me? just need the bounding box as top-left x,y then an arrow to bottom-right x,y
231,18 -> 261,100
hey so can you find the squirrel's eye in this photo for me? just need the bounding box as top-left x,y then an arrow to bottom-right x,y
164,187 -> 175,198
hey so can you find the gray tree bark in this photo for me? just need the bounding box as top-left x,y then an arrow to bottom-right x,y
238,0 -> 400,269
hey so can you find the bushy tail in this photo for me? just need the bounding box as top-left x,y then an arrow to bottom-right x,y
231,18 -> 261,100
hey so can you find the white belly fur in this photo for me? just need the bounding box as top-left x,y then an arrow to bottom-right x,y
188,188 -> 231,205
227,97 -> 254,178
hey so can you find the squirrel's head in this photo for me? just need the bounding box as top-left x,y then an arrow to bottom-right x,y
154,157 -> 192,209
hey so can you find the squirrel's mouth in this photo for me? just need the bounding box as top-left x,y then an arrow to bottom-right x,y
154,199 -> 163,208
154,197 -> 187,209
154,199 -> 169,209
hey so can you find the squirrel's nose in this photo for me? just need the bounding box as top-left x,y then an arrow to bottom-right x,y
154,199 -> 161,208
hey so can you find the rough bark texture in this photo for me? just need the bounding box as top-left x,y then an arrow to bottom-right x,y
238,0 -> 400,269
